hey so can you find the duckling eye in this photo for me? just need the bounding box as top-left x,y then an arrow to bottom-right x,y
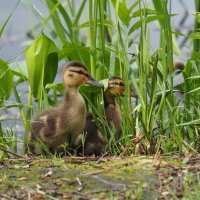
112,82 -> 124,86
78,70 -> 90,78
69,69 -> 86,76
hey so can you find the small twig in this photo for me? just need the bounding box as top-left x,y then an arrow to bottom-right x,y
64,156 -> 99,164
83,169 -> 106,176
76,177 -> 82,186
132,133 -> 144,145
96,152 -> 109,164
29,159 -> 51,165
0,146 -> 24,158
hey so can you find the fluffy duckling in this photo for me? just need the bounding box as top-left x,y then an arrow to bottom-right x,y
104,77 -> 125,136
83,114 -> 105,156
25,61 -> 103,155
82,77 -> 125,156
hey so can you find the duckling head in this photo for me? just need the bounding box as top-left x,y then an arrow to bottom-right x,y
63,61 -> 103,89
107,76 -> 125,96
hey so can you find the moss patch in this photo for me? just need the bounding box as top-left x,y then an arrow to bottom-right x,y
0,156 -> 200,199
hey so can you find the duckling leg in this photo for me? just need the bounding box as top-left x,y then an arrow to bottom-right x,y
94,131 -> 106,156
88,131 -> 105,156
84,142 -> 95,156
84,131 -> 105,156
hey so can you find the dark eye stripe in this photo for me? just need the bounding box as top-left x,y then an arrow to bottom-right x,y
110,82 -> 125,87
69,69 -> 89,77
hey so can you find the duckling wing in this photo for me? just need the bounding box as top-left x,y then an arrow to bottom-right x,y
31,109 -> 59,138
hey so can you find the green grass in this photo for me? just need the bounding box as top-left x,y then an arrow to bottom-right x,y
0,0 -> 199,157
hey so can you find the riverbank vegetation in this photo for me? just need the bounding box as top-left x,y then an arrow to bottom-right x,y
1,0 -> 199,156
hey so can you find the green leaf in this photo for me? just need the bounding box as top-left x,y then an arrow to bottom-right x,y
11,61 -> 28,82
118,1 -> 130,26
58,41 -> 91,67
79,79 -> 108,105
129,15 -> 165,35
80,84 -> 102,95
188,32 -> 200,39
25,32 -> 58,99
111,0 -> 130,26
46,0 -> 72,35
78,19 -> 115,29
0,101 -> 33,112
45,0 -> 66,44
172,31 -> 185,37
101,79 -> 109,91
42,0 -> 62,28
74,0 -> 87,26
177,119 -> 200,126
0,59 -> 13,104
131,8 -> 158,18
45,82 -> 64,94
58,42 -> 121,79
196,12 -> 200,23
129,0 -> 140,13
80,83 -> 103,106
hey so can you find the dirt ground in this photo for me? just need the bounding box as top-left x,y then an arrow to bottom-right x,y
0,155 -> 200,199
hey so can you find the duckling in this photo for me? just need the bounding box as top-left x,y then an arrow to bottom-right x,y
82,77 -> 125,156
25,61 -> 103,155
104,76 -> 125,137
83,114 -> 106,156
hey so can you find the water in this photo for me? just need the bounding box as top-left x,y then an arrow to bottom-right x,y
0,0 -> 195,61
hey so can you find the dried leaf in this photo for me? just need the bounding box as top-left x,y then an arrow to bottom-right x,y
33,193 -> 47,200
36,184 -> 42,192
44,168 -> 53,177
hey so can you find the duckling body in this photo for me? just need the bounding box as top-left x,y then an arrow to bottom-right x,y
83,114 -> 105,156
26,61 -> 102,155
82,77 -> 125,156
104,77 -> 125,136
104,94 -> 122,135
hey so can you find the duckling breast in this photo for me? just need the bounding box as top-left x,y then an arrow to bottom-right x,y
59,92 -> 87,147
105,104 -> 122,134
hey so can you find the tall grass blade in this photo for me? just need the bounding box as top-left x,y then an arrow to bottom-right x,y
193,0 -> 200,52
0,59 -> 13,105
0,0 -> 20,37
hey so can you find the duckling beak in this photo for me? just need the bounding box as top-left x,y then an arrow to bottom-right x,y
86,76 -> 104,88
